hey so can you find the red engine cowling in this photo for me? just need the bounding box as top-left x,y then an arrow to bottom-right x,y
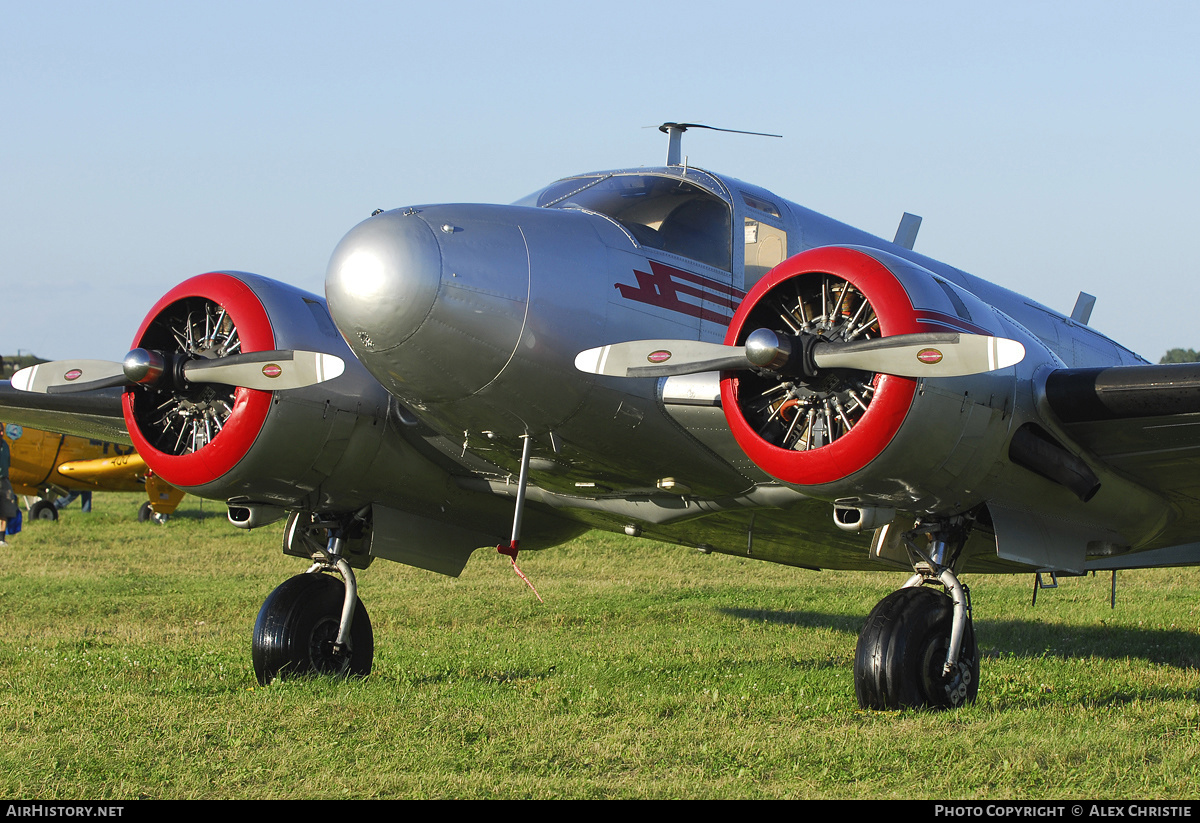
719,246 -> 1026,512
119,271 -> 394,508
123,272 -> 277,489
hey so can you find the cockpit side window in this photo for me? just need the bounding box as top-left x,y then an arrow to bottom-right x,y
535,175 -> 732,272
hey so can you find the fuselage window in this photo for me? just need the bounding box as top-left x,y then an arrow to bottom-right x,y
740,191 -> 781,218
535,174 -> 733,272
744,214 -> 787,288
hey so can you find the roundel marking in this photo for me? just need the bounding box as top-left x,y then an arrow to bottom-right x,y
719,247 -> 921,486
122,272 -> 276,489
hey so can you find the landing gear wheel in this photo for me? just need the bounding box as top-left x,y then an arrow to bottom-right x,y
29,500 -> 58,521
252,572 -> 374,685
138,502 -> 169,524
854,585 -> 978,710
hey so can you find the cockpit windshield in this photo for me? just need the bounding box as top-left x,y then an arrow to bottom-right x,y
530,174 -> 732,272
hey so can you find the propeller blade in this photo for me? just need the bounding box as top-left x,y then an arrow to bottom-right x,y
576,330 -> 1025,381
813,333 -> 1025,377
575,340 -> 750,378
12,349 -> 347,395
11,360 -> 127,394
182,350 -> 345,390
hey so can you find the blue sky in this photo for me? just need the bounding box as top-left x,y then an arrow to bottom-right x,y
3,1 -> 1198,361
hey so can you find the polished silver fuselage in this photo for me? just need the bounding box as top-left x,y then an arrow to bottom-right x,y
314,165 -> 1182,576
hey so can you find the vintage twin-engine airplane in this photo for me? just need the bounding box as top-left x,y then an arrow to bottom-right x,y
6,123 -> 1200,709
2,423 -> 184,522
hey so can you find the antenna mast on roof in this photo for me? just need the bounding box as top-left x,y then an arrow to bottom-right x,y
658,122 -> 782,166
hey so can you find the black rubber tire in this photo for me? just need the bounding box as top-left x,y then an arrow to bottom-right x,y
29,500 -> 58,521
137,501 -> 152,523
252,573 -> 374,686
854,585 -> 978,710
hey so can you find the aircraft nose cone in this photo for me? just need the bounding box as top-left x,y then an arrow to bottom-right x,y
326,205 -> 532,404
325,211 -> 442,355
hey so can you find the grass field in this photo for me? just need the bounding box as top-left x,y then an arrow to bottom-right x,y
1,492 -> 1198,799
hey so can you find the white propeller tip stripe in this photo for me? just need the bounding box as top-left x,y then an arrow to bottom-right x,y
10,366 -> 36,392
993,339 -> 1025,371
574,347 -> 607,375
316,354 -> 345,382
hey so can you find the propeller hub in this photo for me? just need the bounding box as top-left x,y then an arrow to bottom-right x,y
744,328 -> 791,370
744,327 -> 825,380
123,348 -> 166,385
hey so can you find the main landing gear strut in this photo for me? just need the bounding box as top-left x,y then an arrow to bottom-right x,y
252,515 -> 374,685
854,519 -> 979,710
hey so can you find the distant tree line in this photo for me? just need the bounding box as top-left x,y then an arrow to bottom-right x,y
1161,348 -> 1200,364
0,353 -> 47,379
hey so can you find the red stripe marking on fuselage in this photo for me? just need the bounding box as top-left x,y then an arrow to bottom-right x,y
914,309 -> 993,337
615,260 -> 745,324
648,261 -> 746,300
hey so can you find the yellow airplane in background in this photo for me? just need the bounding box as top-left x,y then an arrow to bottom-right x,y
4,423 -> 184,522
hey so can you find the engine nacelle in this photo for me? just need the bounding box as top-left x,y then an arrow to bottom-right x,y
121,272 -> 398,509
720,246 -> 1041,515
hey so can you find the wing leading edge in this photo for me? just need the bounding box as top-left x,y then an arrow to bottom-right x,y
0,382 -> 129,445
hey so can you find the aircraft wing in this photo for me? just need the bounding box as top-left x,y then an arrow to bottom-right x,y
0,381 -> 130,445
1061,413 -> 1200,558
1044,362 -> 1200,549
1054,414 -> 1200,496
